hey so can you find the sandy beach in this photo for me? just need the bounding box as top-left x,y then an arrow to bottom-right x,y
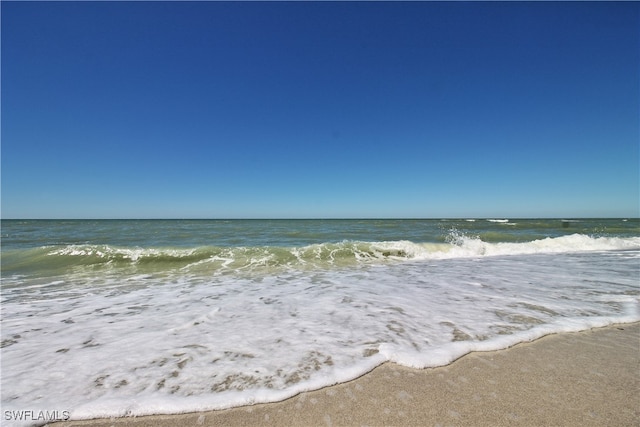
50,322 -> 639,427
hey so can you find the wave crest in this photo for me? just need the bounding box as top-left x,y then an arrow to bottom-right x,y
3,233 -> 639,277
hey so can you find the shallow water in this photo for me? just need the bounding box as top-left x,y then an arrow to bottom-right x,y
1,219 -> 639,425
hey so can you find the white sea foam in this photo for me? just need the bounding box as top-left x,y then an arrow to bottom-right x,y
2,247 -> 639,426
429,233 -> 640,259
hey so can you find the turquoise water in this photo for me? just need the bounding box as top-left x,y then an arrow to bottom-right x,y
3,218 -> 638,278
3,218 -> 639,250
1,218 -> 639,425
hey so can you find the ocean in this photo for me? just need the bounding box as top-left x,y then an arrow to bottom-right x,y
1,218 -> 639,425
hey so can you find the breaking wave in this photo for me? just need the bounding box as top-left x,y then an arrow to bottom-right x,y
3,233 -> 639,278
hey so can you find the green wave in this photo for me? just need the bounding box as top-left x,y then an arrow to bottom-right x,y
4,233 -> 638,279
1,241 -> 434,277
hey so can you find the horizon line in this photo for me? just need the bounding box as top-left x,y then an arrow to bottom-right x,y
1,217 -> 637,221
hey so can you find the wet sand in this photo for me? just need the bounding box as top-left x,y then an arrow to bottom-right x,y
52,322 -> 639,427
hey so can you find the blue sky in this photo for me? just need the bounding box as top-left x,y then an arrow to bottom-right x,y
2,2 -> 638,219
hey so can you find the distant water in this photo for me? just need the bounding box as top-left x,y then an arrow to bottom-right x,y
2,219 -> 639,425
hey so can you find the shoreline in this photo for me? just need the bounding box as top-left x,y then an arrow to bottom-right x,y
51,322 -> 640,426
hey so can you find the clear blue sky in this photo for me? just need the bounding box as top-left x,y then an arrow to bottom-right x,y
2,2 -> 638,219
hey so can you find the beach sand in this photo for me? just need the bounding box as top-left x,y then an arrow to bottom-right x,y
52,322 -> 639,427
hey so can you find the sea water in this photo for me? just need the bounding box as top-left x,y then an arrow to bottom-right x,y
1,219 -> 639,425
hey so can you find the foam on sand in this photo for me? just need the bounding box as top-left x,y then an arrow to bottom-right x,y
48,322 -> 640,427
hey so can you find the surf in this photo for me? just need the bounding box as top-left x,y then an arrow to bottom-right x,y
3,233 -> 640,279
